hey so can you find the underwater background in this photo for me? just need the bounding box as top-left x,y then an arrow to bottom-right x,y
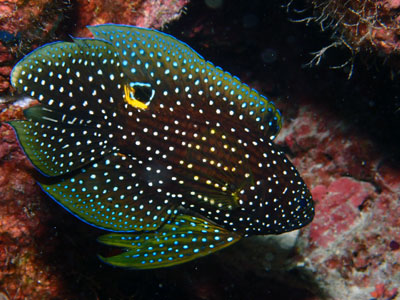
0,0 -> 399,299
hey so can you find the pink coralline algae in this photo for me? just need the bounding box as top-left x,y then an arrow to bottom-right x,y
370,283 -> 398,299
290,0 -> 400,76
0,0 -> 69,93
275,102 -> 400,299
303,0 -> 400,55
1,1 -> 399,298
308,177 -> 376,248
73,0 -> 189,37
0,105 -> 71,299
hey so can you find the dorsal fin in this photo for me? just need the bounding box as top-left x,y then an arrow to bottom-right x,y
88,24 -> 282,139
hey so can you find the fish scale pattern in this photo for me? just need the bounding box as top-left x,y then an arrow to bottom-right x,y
7,24 -> 314,268
90,24 -> 282,139
41,152 -> 177,232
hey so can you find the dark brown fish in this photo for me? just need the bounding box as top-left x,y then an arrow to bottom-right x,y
7,24 -> 314,269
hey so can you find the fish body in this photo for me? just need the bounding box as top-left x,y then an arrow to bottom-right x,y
7,24 -> 314,269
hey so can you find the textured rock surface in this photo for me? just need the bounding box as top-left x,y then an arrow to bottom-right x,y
0,0 -> 70,93
309,0 -> 400,54
1,0 -> 399,299
0,104 -> 70,299
289,0 -> 400,74
275,102 -> 400,299
73,0 -> 189,37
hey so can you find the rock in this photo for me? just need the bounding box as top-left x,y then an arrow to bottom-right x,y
289,0 -> 400,74
72,0 -> 189,36
276,102 -> 400,299
1,1 -> 399,299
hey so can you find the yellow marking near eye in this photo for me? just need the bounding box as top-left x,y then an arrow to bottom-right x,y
124,85 -> 148,110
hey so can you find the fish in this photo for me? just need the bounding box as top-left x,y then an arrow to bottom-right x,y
7,24 -> 314,269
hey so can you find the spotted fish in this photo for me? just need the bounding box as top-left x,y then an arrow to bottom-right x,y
7,24 -> 314,269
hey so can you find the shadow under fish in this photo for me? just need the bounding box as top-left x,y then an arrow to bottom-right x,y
6,24 -> 314,269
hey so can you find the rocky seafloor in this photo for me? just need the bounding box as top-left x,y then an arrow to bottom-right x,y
0,0 -> 399,299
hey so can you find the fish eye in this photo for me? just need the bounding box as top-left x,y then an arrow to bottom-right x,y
8,24 -> 314,269
128,82 -> 155,105
133,85 -> 154,104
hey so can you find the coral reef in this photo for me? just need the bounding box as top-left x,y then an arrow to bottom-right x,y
73,0 -> 189,37
0,0 -> 70,93
275,102 -> 400,299
1,0 -> 399,299
0,104 -> 68,299
306,0 -> 400,55
289,0 -> 400,75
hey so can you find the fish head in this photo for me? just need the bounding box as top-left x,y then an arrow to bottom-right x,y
173,124 -> 314,236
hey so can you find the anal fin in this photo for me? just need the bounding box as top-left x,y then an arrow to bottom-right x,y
98,213 -> 241,269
